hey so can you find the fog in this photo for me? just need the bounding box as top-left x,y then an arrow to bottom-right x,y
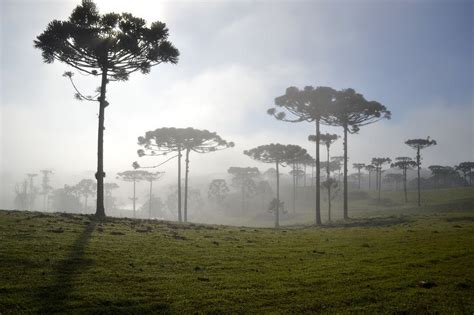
1,0 -> 472,226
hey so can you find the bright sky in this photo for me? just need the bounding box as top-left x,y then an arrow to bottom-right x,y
1,0 -> 473,208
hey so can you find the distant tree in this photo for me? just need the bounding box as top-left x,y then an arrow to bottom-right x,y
352,163 -> 365,190
35,0 -> 179,217
138,127 -> 233,222
13,180 -> 29,210
40,169 -> 54,211
256,180 -> 273,212
51,185 -> 82,212
208,179 -> 230,210
455,162 -> 474,185
227,167 -> 260,214
104,183 -> 119,211
371,158 -> 392,203
383,173 -> 404,191
331,156 -> 344,183
25,174 -> 39,210
391,157 -> 417,203
244,144 -> 305,227
140,196 -> 166,219
364,164 -> 376,189
323,88 -> 391,219
116,169 -> 149,218
75,179 -> 96,212
143,171 -> 165,219
321,178 -> 339,222
428,165 -> 460,188
405,137 -> 437,206
268,86 -> 336,225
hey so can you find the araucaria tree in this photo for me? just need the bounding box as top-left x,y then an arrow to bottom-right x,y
309,132 -> 338,221
371,158 -> 391,203
352,163 -> 365,189
455,162 -> 474,185
405,137 -> 437,206
143,171 -> 165,219
324,88 -> 391,219
391,157 -> 417,203
227,167 -> 260,214
35,0 -> 179,217
268,86 -> 336,225
138,127 -> 233,223
75,178 -> 96,212
364,165 -> 376,189
208,179 -> 230,210
244,144 -> 302,228
116,170 -> 150,218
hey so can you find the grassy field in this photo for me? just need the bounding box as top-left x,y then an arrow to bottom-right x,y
1,187 -> 473,314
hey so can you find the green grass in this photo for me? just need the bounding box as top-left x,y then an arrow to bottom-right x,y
1,187 -> 473,314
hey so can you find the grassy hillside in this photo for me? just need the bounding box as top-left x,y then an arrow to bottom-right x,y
1,187 -> 473,314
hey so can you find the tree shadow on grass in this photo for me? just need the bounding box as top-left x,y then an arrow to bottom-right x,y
34,220 -> 97,313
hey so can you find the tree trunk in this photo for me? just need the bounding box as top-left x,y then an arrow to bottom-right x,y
149,180 -> 153,219
184,149 -> 190,223
403,168 -> 407,203
178,147 -> 182,222
95,68 -> 108,218
327,143 -> 331,223
417,147 -> 421,207
275,161 -> 280,228
133,178 -> 136,218
378,168 -> 381,203
368,171 -> 371,189
292,163 -> 296,214
343,124 -> 348,220
358,169 -> 361,189
315,119 -> 321,225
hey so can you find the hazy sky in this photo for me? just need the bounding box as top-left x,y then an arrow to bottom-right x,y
1,0 -> 473,208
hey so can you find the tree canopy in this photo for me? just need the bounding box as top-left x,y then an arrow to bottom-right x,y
34,0 -> 179,80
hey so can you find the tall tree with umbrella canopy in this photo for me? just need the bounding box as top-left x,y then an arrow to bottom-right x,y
268,86 -> 336,225
116,169 -> 150,218
405,137 -> 437,206
391,157 -> 417,203
34,0 -> 179,217
244,144 -> 306,228
137,127 -> 233,222
352,163 -> 366,190
309,133 -> 338,221
323,88 -> 391,219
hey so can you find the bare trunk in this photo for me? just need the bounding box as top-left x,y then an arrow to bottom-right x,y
95,68 -> 108,218
315,119 -> 321,225
275,161 -> 280,228
133,178 -> 136,218
327,143 -> 331,223
292,163 -> 296,214
417,147 -> 421,207
403,168 -> 407,203
178,147 -> 182,222
149,180 -> 153,219
343,125 -> 348,220
184,149 -> 190,223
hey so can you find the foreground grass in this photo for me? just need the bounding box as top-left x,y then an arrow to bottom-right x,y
1,189 -> 473,313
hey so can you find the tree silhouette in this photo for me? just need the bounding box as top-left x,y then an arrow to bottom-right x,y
227,167 -> 260,214
35,0 -> 179,217
323,88 -> 391,219
143,171 -> 165,219
352,163 -> 366,190
104,182 -> 119,211
138,127 -> 232,222
116,170 -> 149,218
331,156 -> 345,183
75,179 -> 96,212
208,179 -> 230,210
268,86 -> 336,225
371,158 -> 391,203
244,144 -> 306,227
405,137 -> 437,206
383,173 -> 404,191
40,169 -> 54,211
391,157 -> 417,203
309,132 -> 338,220
256,180 -> 273,211
364,164 -> 376,189
285,146 -> 311,214
455,162 -> 474,185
